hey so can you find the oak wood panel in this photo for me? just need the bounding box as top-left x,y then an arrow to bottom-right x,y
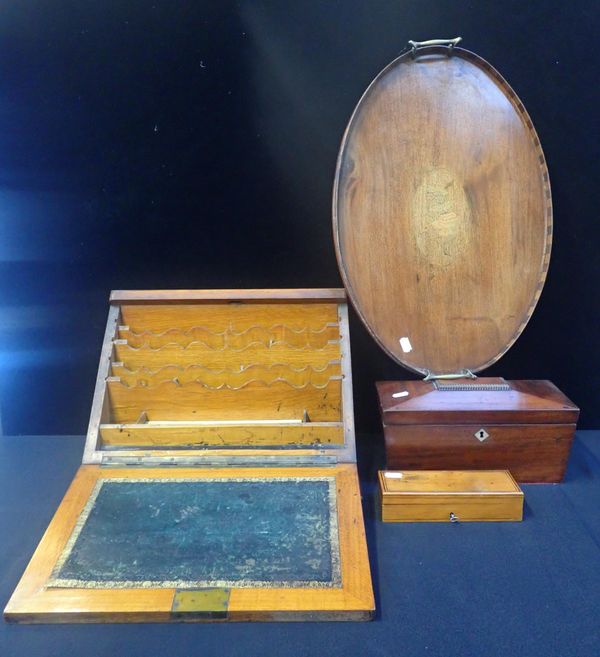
113,341 -> 341,370
119,303 -> 339,333
118,324 -> 340,350
111,289 -> 347,304
99,422 -> 345,446
107,379 -> 342,423
4,465 -> 373,622
111,362 -> 342,388
333,47 -> 552,375
383,423 -> 575,483
377,379 -> 579,425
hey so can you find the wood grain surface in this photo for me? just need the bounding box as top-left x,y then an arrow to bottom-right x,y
112,341 -> 341,370
377,379 -> 579,425
99,421 -> 345,447
383,422 -> 575,483
333,46 -> 552,375
110,361 -> 342,388
379,469 -> 521,493
107,379 -> 342,423
119,302 -> 339,333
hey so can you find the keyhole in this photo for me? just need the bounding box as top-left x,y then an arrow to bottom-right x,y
479,430 -> 485,438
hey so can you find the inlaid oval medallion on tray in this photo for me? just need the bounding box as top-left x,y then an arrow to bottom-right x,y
333,43 -> 552,376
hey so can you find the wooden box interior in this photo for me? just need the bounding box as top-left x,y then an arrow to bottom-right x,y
85,290 -> 356,466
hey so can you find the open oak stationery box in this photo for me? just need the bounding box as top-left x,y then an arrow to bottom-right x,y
332,37 -> 579,483
5,289 -> 374,623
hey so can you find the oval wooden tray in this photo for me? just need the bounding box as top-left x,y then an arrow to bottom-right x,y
333,44 -> 552,376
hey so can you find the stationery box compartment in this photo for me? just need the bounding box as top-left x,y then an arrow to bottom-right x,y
5,289 -> 374,623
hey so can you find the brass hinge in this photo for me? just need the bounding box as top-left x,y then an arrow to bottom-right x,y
171,588 -> 230,621
100,454 -> 336,468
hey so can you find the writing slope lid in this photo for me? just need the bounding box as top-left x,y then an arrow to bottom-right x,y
333,39 -> 552,377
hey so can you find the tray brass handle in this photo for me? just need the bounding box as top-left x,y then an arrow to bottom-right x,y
423,368 -> 476,381
408,37 -> 462,58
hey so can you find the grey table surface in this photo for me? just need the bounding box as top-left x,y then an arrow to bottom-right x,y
1,432 -> 599,657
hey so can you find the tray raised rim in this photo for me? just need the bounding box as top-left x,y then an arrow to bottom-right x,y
332,45 -> 553,376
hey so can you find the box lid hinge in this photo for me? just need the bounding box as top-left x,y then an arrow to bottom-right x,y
429,375 -> 513,392
100,453 -> 337,468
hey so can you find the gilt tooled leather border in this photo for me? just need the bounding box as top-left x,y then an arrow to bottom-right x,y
47,477 -> 341,590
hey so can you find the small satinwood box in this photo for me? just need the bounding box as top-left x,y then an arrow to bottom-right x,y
379,470 -> 524,523
5,289 -> 374,623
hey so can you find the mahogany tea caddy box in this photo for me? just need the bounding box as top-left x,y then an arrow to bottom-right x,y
5,289 -> 374,623
332,37 -> 579,483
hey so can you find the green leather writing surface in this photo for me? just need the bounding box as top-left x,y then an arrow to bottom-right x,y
48,477 -> 340,589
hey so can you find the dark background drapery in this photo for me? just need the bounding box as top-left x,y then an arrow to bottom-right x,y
1,1 -> 598,434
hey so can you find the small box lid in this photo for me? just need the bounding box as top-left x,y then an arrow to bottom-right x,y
378,469 -> 523,514
379,469 -> 522,497
333,39 -> 552,379
377,379 -> 579,425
